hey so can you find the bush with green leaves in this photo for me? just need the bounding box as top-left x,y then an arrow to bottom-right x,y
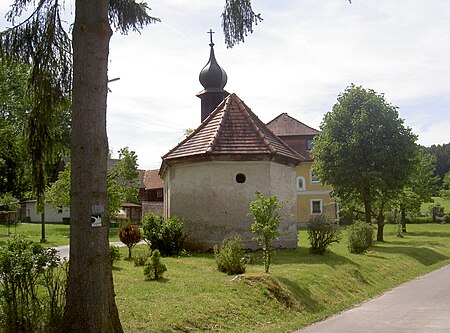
348,221 -> 373,254
0,236 -> 67,332
248,191 -> 283,274
307,214 -> 341,254
142,212 -> 186,256
109,245 -> 122,265
143,249 -> 167,281
119,222 -> 142,258
0,193 -> 21,211
214,235 -> 246,275
133,247 -> 151,267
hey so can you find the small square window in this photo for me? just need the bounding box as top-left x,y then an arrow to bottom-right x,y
156,189 -> 163,198
306,139 -> 313,151
311,200 -> 323,215
310,170 -> 320,184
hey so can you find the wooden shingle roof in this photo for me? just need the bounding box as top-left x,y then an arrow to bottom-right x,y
266,113 -> 320,137
161,93 -> 303,170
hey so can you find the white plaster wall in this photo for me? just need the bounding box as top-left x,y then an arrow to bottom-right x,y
25,202 -> 70,223
163,160 -> 297,250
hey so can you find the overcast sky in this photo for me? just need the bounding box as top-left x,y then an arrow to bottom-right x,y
2,1 -> 450,170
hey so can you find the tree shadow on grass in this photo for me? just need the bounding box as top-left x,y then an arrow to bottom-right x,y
407,231 -> 450,238
276,276 -> 323,313
270,247 -> 359,268
371,245 -> 449,266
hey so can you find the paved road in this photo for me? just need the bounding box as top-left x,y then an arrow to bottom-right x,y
54,241 -> 135,261
294,264 -> 450,333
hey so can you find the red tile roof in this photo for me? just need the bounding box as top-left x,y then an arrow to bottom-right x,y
140,169 -> 163,189
161,93 -> 303,168
266,113 -> 320,136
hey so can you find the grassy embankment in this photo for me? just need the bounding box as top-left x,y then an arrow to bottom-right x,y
1,222 -> 449,332
113,223 -> 450,333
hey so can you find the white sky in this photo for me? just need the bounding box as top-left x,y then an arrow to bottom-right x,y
2,0 -> 450,170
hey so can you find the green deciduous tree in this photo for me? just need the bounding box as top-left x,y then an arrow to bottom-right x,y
396,152 -> 438,232
46,151 -> 140,219
313,84 -> 417,241
248,191 -> 283,273
108,147 -> 140,204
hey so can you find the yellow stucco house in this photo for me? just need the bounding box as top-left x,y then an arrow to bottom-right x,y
266,113 -> 338,223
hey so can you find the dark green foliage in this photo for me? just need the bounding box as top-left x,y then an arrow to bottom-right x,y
423,143 -> 450,187
214,236 -> 247,275
119,222 -> 141,258
307,214 -> 341,255
348,221 -> 373,254
142,213 -> 186,256
143,249 -> 167,281
222,0 -> 263,48
109,245 -> 122,265
0,236 -> 67,332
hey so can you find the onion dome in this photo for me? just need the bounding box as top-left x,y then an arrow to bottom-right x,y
199,36 -> 227,93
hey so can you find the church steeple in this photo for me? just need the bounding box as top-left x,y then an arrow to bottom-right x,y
197,29 -> 229,122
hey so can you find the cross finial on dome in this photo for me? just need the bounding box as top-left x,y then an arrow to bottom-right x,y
207,29 -> 215,46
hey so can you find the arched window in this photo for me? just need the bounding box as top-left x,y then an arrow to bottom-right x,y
296,176 -> 306,191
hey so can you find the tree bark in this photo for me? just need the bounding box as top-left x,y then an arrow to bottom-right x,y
63,0 -> 123,332
376,201 -> 385,242
400,205 -> 407,233
363,189 -> 372,224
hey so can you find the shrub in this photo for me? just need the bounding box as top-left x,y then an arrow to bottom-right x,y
142,213 -> 186,256
307,214 -> 341,254
348,221 -> 373,254
410,216 -> 434,224
119,222 -> 142,258
248,191 -> 283,273
133,248 -> 150,267
109,245 -> 122,265
0,236 -> 67,332
143,249 -> 167,281
214,236 -> 247,275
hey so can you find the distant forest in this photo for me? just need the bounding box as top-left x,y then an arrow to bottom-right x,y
423,142 -> 450,186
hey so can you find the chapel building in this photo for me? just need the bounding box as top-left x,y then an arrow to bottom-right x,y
159,38 -> 302,251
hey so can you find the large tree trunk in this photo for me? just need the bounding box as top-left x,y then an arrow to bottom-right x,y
63,0 -> 123,332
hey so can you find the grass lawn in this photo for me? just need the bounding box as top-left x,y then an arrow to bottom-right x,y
113,223 -> 450,333
0,223 -> 120,247
420,196 -> 450,214
1,223 -> 449,332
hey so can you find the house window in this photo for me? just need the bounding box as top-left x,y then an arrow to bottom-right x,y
156,189 -> 163,198
310,170 -> 320,184
310,199 -> 323,215
306,139 -> 313,151
236,173 -> 246,183
296,176 -> 305,191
